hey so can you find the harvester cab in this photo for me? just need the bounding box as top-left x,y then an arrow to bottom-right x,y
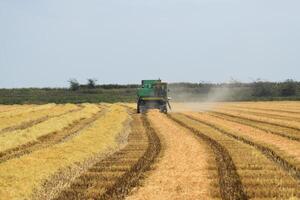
137,80 -> 171,113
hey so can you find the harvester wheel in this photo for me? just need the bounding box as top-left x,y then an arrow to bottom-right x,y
137,105 -> 140,113
140,106 -> 146,114
160,105 -> 168,114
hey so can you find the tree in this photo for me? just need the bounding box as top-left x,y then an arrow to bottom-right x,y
252,81 -> 272,97
280,79 -> 296,96
68,79 -> 80,91
87,78 -> 97,89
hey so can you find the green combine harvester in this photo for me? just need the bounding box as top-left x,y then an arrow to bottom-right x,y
137,79 -> 171,113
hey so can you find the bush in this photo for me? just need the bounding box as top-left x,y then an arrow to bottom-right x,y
87,79 -> 97,89
69,79 -> 80,91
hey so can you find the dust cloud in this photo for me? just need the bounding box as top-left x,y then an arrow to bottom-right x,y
168,86 -> 234,113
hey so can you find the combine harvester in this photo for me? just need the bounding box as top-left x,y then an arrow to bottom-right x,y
137,79 -> 171,113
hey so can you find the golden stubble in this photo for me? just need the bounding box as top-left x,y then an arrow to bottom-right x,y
126,111 -> 219,200
0,104 -> 129,200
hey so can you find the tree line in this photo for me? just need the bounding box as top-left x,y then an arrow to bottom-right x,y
0,79 -> 298,104
70,78 -> 299,98
169,79 -> 299,98
68,79 -> 138,91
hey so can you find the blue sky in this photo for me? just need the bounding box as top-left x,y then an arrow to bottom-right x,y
0,0 -> 299,88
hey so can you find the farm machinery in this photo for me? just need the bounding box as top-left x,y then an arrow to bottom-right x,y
137,80 -> 171,113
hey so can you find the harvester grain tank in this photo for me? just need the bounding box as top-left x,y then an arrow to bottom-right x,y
137,80 -> 171,113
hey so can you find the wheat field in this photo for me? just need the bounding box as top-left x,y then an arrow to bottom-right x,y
0,102 -> 299,199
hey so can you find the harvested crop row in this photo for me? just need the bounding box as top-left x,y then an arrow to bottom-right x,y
238,106 -> 300,115
170,113 -> 300,199
0,104 -> 55,118
184,113 -> 300,181
222,101 -> 300,108
190,113 -> 300,171
53,113 -> 160,200
119,103 -> 136,110
0,105 -> 15,111
0,104 -> 80,134
0,104 -> 100,153
0,104 -> 58,131
219,103 -> 300,117
212,109 -> 300,131
127,111 -> 220,200
0,105 -> 31,113
210,111 -> 300,141
223,102 -> 300,114
167,114 -> 246,200
0,104 -> 129,200
0,106 -> 107,164
217,106 -> 300,122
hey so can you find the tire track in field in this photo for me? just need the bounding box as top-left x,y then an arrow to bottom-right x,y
211,111 -> 300,141
209,112 -> 300,142
0,107 -> 83,135
183,114 -> 300,182
170,113 -> 300,199
0,107 -> 107,164
53,114 -> 161,200
167,115 -> 248,200
127,111 -> 220,199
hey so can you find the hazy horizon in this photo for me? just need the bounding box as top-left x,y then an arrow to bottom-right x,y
1,0 -> 300,88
